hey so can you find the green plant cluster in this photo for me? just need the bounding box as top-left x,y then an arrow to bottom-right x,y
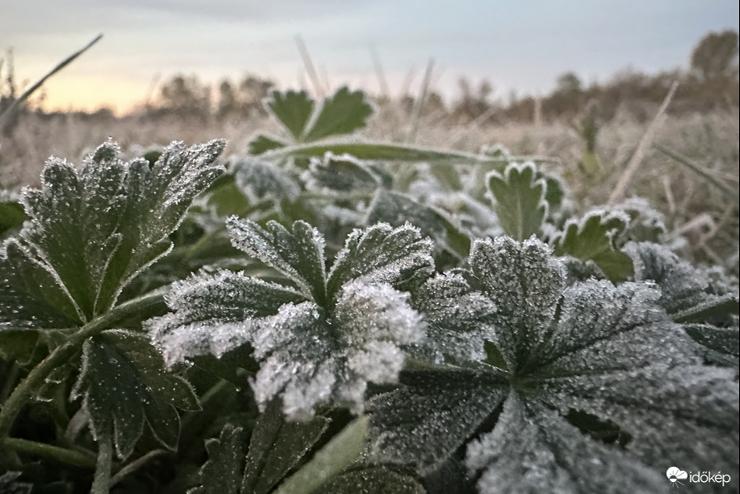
0,88 -> 737,494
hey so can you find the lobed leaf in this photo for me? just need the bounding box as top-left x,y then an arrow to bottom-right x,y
485,163 -> 547,241
274,416 -> 369,494
72,330 -> 200,459
303,154 -> 388,194
0,139 -> 225,331
242,399 -> 329,494
189,424 -> 248,494
553,209 -> 633,282
266,90 -> 315,140
226,218 -> 327,303
365,190 -> 470,260
302,87 -> 374,142
327,223 -> 434,300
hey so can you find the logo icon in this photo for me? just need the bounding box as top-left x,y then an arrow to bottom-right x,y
666,467 -> 688,486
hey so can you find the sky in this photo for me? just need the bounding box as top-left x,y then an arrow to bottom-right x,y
1,0 -> 738,114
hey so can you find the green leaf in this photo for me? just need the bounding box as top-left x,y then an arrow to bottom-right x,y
189,424 -> 248,494
248,134 -> 288,155
370,237 -> 738,490
321,466 -> 425,494
0,140 -> 225,331
72,330 -> 200,458
684,324 -> 739,367
266,90 -> 315,140
369,366 -> 507,474
96,140 -> 226,312
466,394 -> 662,493
553,210 -> 634,282
627,242 -> 738,322
326,223 -> 434,300
226,218 -> 327,303
365,190 -> 470,260
302,87 -> 373,142
485,163 -> 547,241
274,416 -> 369,494
0,193 -> 26,237
234,158 -> 300,203
304,154 -> 388,194
241,399 -> 329,494
263,142 -> 551,167
0,329 -> 40,363
148,270 -> 304,365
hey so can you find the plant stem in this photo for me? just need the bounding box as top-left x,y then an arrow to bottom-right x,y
110,449 -> 169,488
0,291 -> 165,440
2,437 -> 97,468
91,434 -> 113,494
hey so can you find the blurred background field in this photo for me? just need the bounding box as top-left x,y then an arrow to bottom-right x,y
0,26 -> 738,271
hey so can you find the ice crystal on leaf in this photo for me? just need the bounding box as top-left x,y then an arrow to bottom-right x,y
369,236 -> 739,493
0,139 -> 225,330
149,220 -> 433,419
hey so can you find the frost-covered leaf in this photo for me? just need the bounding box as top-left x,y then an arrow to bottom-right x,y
465,394 -> 663,494
365,190 -> 470,260
303,154 -> 388,194
150,222 -> 431,419
234,158 -> 300,202
248,134 -> 287,155
409,272 -> 496,364
370,236 -> 739,490
242,399 -> 329,494
321,466 -> 425,494
614,197 -> 666,243
369,366 -> 507,474
626,242 -> 739,365
327,223 -> 434,299
274,416 -> 368,494
248,282 -> 424,419
189,424 -> 248,494
267,90 -> 315,140
553,209 -> 633,282
226,218 -> 327,302
149,270 -> 304,365
302,87 -> 374,142
470,237 -> 565,371
0,139 -> 224,331
485,163 -> 547,241
626,242 -> 738,322
72,329 -> 200,458
684,324 -> 739,366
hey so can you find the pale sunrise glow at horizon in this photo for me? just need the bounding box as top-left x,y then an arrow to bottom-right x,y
2,0 -> 738,114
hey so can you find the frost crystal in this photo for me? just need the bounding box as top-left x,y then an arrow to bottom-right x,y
148,220 -> 432,419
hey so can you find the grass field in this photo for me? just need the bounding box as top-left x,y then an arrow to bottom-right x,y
2,104 -> 737,271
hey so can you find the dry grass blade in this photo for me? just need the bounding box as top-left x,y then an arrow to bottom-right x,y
655,143 -> 739,201
0,34 -> 103,131
607,80 -> 678,204
295,35 -> 325,98
370,45 -> 390,100
406,58 -> 434,143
